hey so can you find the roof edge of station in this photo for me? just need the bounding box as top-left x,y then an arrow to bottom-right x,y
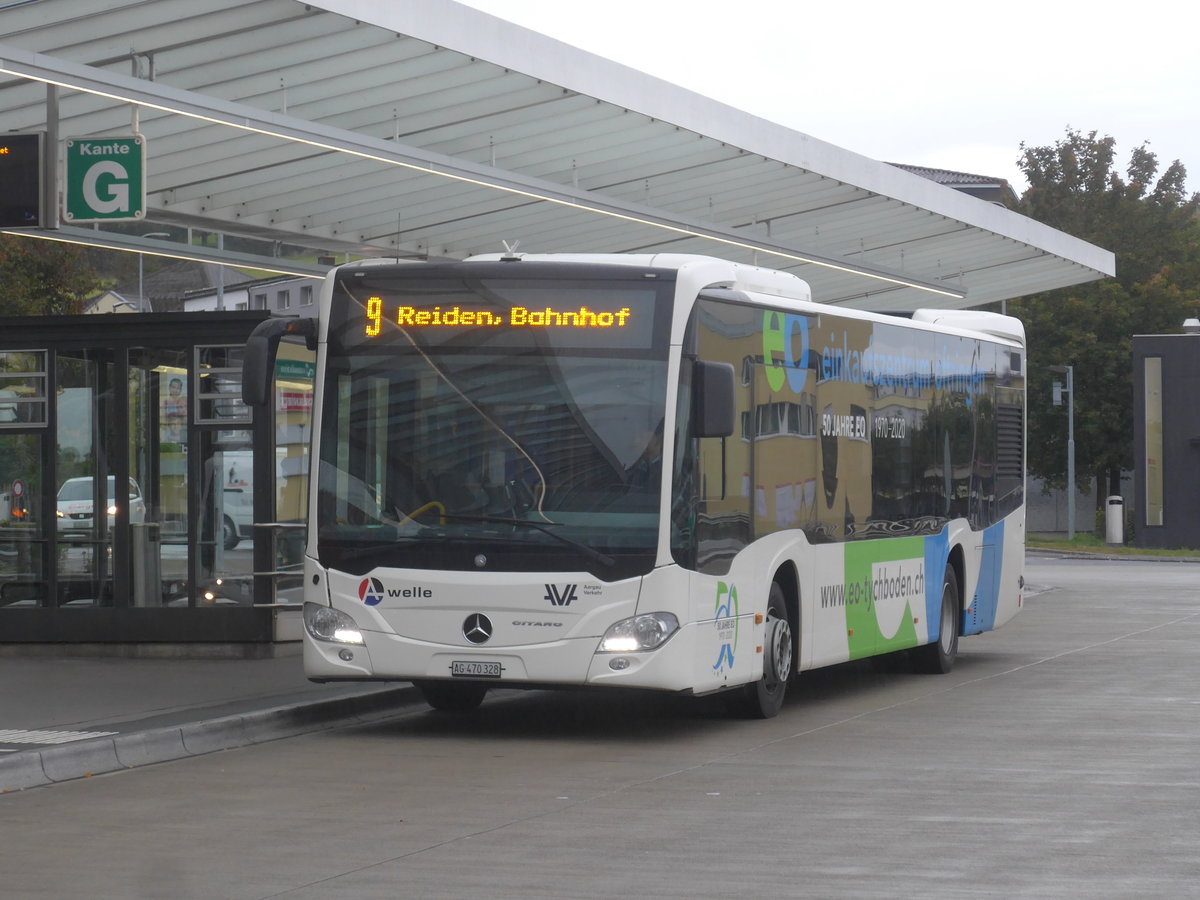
308,0 -> 1114,281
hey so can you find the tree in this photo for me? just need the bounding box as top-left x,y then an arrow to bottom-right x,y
1008,129 -> 1200,501
0,234 -> 103,316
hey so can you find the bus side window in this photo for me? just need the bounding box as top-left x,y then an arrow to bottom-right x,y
698,436 -> 726,503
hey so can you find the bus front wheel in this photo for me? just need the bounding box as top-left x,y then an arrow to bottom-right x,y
414,680 -> 489,712
222,515 -> 240,551
728,581 -> 792,719
912,564 -> 959,674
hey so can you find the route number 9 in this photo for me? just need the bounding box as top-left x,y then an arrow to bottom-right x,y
366,296 -> 383,337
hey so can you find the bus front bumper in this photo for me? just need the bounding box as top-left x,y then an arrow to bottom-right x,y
303,623 -> 701,694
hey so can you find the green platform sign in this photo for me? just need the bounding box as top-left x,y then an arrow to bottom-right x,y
275,359 -> 315,380
64,134 -> 146,223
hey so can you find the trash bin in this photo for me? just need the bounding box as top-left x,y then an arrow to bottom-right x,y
1105,496 -> 1124,545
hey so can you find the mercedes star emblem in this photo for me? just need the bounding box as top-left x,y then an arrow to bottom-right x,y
463,613 -> 493,644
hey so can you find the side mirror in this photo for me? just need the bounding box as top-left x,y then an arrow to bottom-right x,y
692,360 -> 735,438
242,318 -> 318,407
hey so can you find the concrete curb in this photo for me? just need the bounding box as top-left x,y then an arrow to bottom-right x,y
1,685 -> 417,793
1026,547 -> 1200,563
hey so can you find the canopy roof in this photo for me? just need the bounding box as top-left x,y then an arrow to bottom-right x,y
0,0 -> 1114,310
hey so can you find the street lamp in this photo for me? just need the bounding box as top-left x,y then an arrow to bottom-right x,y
137,231 -> 171,310
1048,364 -> 1075,540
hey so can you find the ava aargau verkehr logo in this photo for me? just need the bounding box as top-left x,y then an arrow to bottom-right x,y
358,577 -> 385,606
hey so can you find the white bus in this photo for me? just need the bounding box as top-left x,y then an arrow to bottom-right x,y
243,254 -> 1026,718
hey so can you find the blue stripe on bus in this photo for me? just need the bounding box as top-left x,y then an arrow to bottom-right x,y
923,530 -> 950,645
969,520 -> 1005,633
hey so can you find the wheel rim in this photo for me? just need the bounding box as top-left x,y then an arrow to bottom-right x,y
939,588 -> 956,654
766,614 -> 792,686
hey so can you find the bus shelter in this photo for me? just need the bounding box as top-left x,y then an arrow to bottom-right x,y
0,312 -> 314,645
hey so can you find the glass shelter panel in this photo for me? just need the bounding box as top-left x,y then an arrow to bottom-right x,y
0,350 -> 48,427
129,350 -> 190,605
196,345 -> 251,425
192,428 -> 256,607
274,348 -> 314,527
0,432 -> 44,606
55,349 -> 117,607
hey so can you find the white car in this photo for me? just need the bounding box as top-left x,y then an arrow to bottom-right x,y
57,476 -> 146,531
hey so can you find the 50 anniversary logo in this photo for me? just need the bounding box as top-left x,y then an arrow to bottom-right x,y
713,581 -> 738,673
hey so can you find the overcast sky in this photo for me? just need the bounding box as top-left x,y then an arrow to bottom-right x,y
457,0 -> 1199,197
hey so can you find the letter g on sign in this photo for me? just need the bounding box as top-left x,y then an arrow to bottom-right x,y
82,160 -> 130,214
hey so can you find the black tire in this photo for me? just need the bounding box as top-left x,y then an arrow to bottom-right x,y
728,581 -> 792,719
414,680 -> 489,712
222,515 -> 239,551
912,564 -> 959,674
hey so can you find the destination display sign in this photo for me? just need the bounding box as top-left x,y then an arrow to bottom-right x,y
365,298 -> 634,335
336,274 -> 668,352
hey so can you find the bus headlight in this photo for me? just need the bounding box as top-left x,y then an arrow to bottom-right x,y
303,602 -> 365,645
598,612 -> 679,653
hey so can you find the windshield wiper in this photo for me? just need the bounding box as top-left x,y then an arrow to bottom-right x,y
324,534 -> 416,563
434,513 -> 616,568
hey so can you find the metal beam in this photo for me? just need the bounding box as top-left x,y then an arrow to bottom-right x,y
0,43 -> 967,300
1,226 -> 332,277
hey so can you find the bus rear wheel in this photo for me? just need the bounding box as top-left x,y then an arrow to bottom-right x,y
728,582 -> 792,719
414,680 -> 489,712
912,564 -> 959,674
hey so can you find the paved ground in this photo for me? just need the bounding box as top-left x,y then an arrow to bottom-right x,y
1,553 -> 1198,898
1,548 -> 1196,793
0,648 -> 415,792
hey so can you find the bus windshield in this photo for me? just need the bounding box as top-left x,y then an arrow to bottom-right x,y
317,265 -> 674,580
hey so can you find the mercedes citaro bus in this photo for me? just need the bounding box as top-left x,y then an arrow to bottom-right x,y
242,253 -> 1026,718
